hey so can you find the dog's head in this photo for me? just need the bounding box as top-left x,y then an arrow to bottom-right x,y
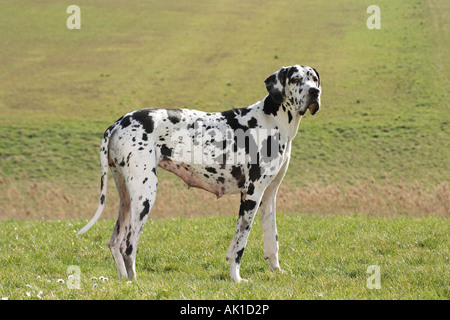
265,65 -> 321,115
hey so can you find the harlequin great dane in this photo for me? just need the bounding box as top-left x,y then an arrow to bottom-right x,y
78,64 -> 321,283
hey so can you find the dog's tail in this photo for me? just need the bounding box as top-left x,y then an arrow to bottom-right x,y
77,125 -> 114,236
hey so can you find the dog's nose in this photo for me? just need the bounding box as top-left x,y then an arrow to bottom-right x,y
308,87 -> 320,96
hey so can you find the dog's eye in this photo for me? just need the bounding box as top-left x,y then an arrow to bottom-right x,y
312,76 -> 318,82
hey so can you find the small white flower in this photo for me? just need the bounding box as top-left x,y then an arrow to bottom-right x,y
37,291 -> 43,299
99,276 -> 108,282
2,297 -> 9,300
93,283 -> 98,288
25,284 -> 32,288
68,275 -> 74,280
26,292 -> 31,297
36,276 -> 41,280
91,276 -> 98,281
57,279 -> 65,284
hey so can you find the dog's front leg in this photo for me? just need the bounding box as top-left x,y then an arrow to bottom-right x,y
259,158 -> 290,272
226,191 -> 263,282
260,194 -> 281,272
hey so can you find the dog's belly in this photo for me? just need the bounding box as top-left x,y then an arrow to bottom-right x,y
158,159 -> 241,198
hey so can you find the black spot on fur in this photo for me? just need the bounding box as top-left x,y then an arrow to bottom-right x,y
235,248 -> 245,264
239,192 -> 257,217
132,109 -> 154,134
279,142 -> 285,155
247,183 -> 255,195
287,110 -> 293,123
221,108 -> 250,131
160,144 -> 173,157
239,108 -> 251,117
287,66 -> 298,79
120,115 -> 131,128
125,244 -> 133,256
205,167 -> 217,174
247,117 -> 258,128
142,133 -> 148,141
139,199 -> 150,221
248,163 -> 261,182
217,176 -> 225,184
262,95 -> 281,116
231,166 -> 246,188
167,109 -> 183,124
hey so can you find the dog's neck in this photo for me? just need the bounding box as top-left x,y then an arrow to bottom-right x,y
256,95 -> 303,141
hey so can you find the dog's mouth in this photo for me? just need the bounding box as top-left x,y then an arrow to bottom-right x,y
308,101 -> 320,115
299,101 -> 320,116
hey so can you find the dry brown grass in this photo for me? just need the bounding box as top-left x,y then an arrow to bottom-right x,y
277,179 -> 449,217
1,173 -> 448,221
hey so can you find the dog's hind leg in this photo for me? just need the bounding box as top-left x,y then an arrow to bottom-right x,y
107,166 -> 130,278
120,159 -> 158,280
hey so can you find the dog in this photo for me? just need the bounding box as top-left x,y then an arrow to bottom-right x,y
78,64 -> 321,282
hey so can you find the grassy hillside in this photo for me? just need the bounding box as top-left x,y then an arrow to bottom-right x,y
0,0 -> 448,219
0,215 -> 448,299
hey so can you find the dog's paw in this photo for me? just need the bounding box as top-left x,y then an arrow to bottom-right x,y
266,256 -> 281,272
271,266 -> 286,274
231,276 -> 249,283
270,265 -> 281,272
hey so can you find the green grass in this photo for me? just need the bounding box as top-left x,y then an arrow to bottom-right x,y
0,214 -> 448,299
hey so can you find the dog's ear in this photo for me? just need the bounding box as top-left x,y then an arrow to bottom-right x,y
312,67 -> 320,87
265,67 -> 288,104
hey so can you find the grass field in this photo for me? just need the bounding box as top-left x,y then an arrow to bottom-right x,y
0,0 -> 448,300
0,215 -> 448,299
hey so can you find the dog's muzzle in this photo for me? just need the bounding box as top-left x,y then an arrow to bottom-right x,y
299,87 -> 320,116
